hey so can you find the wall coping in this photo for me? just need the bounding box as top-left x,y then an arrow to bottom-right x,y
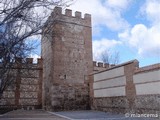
90,59 -> 139,75
135,63 -> 160,74
0,58 -> 43,69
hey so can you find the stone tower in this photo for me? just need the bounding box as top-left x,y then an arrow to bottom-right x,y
42,7 -> 93,111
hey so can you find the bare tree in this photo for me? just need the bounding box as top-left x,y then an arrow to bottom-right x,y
100,49 -> 120,65
0,0 -> 73,98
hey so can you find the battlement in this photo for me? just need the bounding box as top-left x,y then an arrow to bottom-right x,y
15,58 -> 42,64
135,63 -> 160,74
93,61 -> 115,68
48,7 -> 91,27
53,7 -> 91,19
0,58 -> 43,69
93,61 -> 108,73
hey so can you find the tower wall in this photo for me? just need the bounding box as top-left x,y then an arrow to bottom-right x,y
42,7 -> 93,111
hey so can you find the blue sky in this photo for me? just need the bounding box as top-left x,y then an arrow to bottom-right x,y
67,0 -> 160,67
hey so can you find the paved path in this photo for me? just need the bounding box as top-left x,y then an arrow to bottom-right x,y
53,110 -> 159,120
0,109 -> 67,120
0,110 -> 159,120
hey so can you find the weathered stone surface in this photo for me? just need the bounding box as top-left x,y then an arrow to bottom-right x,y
2,91 -> 15,98
20,92 -> 38,98
0,99 -> 15,105
1,7 -> 160,115
42,7 -> 92,111
135,95 -> 160,110
19,99 -> 38,105
20,69 -> 39,78
91,61 -> 138,113
20,85 -> 39,91
93,97 -> 128,113
21,78 -> 38,84
47,84 -> 90,111
0,58 -> 43,109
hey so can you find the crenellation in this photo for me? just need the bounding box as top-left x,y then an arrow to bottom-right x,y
98,62 -> 103,67
15,57 -> 23,63
84,13 -> 91,20
25,58 -> 42,65
53,6 -> 62,16
65,9 -> 72,16
75,11 -> 81,18
93,61 -> 108,68
4,58 -> 42,65
14,58 -> 41,68
93,61 -> 97,67
104,63 -> 109,68
48,7 -> 91,27
0,57 -> 42,108
26,58 -> 33,64
37,58 -> 43,67
92,61 -> 108,74
110,64 -> 115,68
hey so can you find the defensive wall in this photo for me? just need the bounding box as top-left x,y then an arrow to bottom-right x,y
0,58 -> 43,110
0,7 -> 160,114
0,59 -> 106,111
41,7 -> 92,111
90,60 -> 160,114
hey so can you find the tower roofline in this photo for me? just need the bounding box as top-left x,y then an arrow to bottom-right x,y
46,7 -> 91,27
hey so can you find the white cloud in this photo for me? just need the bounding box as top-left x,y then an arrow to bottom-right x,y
106,0 -> 132,11
140,0 -> 160,24
119,24 -> 160,57
119,0 -> 160,58
93,39 -> 121,61
68,0 -> 130,31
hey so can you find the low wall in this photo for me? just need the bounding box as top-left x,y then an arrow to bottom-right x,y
90,60 -> 138,113
91,60 -> 160,114
134,64 -> 160,113
0,58 -> 43,110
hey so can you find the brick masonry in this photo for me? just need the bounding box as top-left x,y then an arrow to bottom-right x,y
0,58 -> 43,110
41,7 -> 92,111
0,7 -> 160,114
91,60 -> 160,114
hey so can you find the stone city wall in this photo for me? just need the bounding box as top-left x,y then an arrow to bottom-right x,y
1,7 -> 159,114
90,60 -> 160,114
0,58 -> 43,110
133,64 -> 160,113
92,61 -> 112,74
90,60 -> 139,113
